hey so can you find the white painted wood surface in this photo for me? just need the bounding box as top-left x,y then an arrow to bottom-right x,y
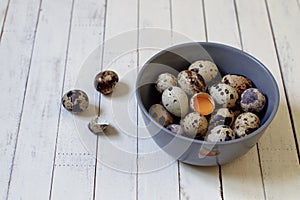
0,0 -> 299,199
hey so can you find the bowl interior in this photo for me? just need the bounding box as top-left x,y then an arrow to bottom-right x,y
137,42 -> 279,138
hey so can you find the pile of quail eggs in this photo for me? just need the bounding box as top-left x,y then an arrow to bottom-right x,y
149,60 -> 266,142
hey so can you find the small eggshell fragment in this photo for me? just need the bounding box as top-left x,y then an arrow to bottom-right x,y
180,112 -> 208,138
177,70 -> 206,96
155,73 -> 177,93
88,116 -> 109,134
222,74 -> 253,95
209,83 -> 239,108
233,112 -> 260,137
206,125 -> 235,142
61,89 -> 89,113
188,60 -> 220,84
149,104 -> 174,127
209,108 -> 235,128
166,124 -> 185,135
190,93 -> 215,115
162,87 -> 189,117
240,88 -> 266,113
94,70 -> 119,95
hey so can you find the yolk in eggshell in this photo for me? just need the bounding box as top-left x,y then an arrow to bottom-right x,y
193,94 -> 215,115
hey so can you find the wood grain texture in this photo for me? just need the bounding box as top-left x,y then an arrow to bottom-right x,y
94,0 -> 138,199
0,0 -> 41,199
172,0 -> 221,200
50,0 -> 106,199
0,0 -> 9,41
6,0 -> 73,199
236,0 -> 300,199
267,0 -> 300,161
137,0 -> 180,200
205,0 -> 265,199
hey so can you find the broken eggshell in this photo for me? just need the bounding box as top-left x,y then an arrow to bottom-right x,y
88,116 -> 110,134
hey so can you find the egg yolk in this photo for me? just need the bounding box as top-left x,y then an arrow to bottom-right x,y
194,95 -> 214,115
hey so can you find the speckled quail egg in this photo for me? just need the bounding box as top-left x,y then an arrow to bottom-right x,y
166,124 -> 185,135
180,112 -> 208,138
222,74 -> 253,95
240,88 -> 266,113
61,89 -> 89,113
209,83 -> 239,108
233,112 -> 260,137
155,73 -> 177,93
206,125 -> 235,142
162,86 -> 189,117
149,104 -> 174,127
94,70 -> 119,95
188,60 -> 221,85
177,70 -> 206,96
209,108 -> 235,128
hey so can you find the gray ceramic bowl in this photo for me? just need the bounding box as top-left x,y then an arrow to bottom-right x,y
136,42 -> 279,166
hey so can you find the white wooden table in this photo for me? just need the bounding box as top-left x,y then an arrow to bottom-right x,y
1,0 -> 300,199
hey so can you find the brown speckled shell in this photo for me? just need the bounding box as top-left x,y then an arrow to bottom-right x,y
233,112 -> 260,137
94,70 -> 119,95
222,74 -> 253,95
149,104 -> 174,127
61,89 -> 89,113
177,70 -> 206,96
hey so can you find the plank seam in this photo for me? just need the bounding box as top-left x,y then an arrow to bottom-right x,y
264,0 -> 300,163
0,0 -> 11,44
256,144 -> 267,200
233,0 -> 244,50
48,0 -> 75,199
218,165 -> 224,200
5,0 -> 43,199
93,0 -> 109,199
297,0 -> 300,11
136,0 -> 140,200
202,0 -> 208,42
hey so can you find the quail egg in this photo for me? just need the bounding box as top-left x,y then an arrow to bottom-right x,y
209,83 -> 239,108
149,104 -> 174,127
155,73 -> 177,93
94,70 -> 119,95
206,125 -> 235,142
162,86 -> 189,117
190,93 -> 215,115
209,108 -> 235,128
222,74 -> 253,95
188,60 -> 220,85
166,124 -> 185,135
233,112 -> 260,137
177,70 -> 206,96
180,112 -> 208,138
61,89 -> 89,113
240,88 -> 266,113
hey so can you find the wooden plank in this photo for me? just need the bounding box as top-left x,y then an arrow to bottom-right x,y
0,0 -> 9,40
236,0 -> 300,199
0,0 -> 41,199
137,0 -> 180,200
50,0 -> 106,199
6,0 -> 74,199
205,0 -> 265,199
172,0 -> 221,200
267,0 -> 300,161
94,0 -> 138,199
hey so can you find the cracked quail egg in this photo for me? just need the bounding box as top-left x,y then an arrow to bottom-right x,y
188,60 -> 220,85
61,89 -> 89,113
209,108 -> 235,128
222,74 -> 253,95
209,83 -> 239,108
206,125 -> 235,142
177,70 -> 206,96
162,86 -> 189,117
149,104 -> 174,127
155,73 -> 177,93
240,88 -> 266,113
180,112 -> 208,139
233,112 -> 260,137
